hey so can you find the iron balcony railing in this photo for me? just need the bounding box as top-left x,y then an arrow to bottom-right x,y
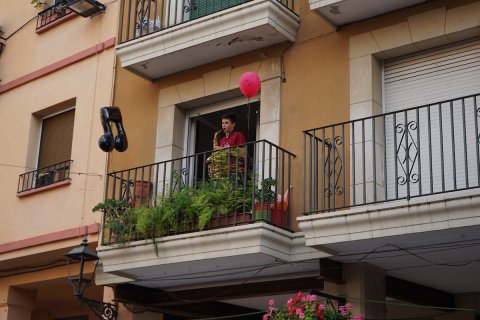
102,140 -> 294,245
36,1 -> 74,30
118,0 -> 295,43
17,160 -> 73,193
304,94 -> 480,214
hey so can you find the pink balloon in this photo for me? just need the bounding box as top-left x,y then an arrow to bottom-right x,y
239,72 -> 261,98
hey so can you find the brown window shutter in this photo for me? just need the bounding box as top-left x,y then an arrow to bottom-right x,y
38,109 -> 75,169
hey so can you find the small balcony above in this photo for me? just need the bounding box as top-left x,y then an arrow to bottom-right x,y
17,160 -> 73,196
309,0 -> 426,27
116,0 -> 299,80
36,1 -> 77,33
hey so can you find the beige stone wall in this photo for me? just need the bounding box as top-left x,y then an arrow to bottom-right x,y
0,1 -> 118,317
0,0 -> 119,83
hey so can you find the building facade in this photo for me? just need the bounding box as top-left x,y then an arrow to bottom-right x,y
2,0 -> 480,319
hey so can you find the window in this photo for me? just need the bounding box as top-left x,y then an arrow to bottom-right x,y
190,103 -> 259,155
35,109 -> 75,188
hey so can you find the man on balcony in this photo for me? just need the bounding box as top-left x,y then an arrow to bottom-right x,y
209,113 -> 246,178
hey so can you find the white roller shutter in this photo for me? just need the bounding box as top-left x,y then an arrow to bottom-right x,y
383,39 -> 480,199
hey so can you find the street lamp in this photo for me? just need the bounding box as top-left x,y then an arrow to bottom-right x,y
63,0 -> 106,17
65,237 -> 117,320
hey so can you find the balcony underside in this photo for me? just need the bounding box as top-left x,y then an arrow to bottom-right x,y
116,0 -> 299,80
298,189 -> 480,295
309,0 -> 426,27
97,223 -> 327,289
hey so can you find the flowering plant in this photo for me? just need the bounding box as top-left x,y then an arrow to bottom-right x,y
264,292 -> 363,320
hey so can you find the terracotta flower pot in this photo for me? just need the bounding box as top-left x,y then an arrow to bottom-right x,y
208,212 -> 252,228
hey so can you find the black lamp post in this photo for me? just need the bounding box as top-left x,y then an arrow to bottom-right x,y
62,0 -> 106,17
65,237 -> 118,320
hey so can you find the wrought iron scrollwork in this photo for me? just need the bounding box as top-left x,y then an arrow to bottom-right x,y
477,107 -> 480,144
184,0 -> 195,13
323,136 -> 344,199
79,297 -> 118,320
396,121 -> 419,185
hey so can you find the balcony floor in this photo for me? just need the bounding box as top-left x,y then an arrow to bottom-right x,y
97,223 -> 328,289
116,0 -> 299,79
298,189 -> 480,294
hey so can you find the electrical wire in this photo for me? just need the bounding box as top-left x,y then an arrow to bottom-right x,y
334,240 -> 480,264
0,259 -> 66,278
137,261 -> 287,282
157,260 -> 282,304
3,16 -> 37,40
0,162 -> 103,177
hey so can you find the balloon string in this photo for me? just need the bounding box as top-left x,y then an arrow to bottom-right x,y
247,101 -> 251,142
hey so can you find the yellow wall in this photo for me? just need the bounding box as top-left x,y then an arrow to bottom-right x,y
110,64 -> 159,171
110,0 -> 480,218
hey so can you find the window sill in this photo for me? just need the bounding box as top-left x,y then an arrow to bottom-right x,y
16,179 -> 71,198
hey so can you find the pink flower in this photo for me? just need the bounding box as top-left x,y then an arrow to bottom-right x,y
269,299 -> 275,306
295,309 -> 304,319
345,303 -> 352,310
305,294 -> 317,302
352,316 -> 363,320
263,314 -> 269,320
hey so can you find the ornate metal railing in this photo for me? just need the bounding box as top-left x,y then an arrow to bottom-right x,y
304,94 -> 480,214
36,1 -> 75,30
118,0 -> 295,43
17,160 -> 73,193
102,140 -> 294,244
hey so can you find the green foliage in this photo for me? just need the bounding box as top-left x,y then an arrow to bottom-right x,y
31,0 -> 45,8
193,178 -> 250,230
92,199 -> 134,245
208,147 -> 244,178
95,172 -> 255,249
255,177 -> 277,203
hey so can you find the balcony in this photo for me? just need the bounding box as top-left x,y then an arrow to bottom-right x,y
309,0 -> 426,27
36,2 -> 76,32
116,0 -> 299,79
97,140 -> 325,289
299,94 -> 480,294
17,160 -> 72,194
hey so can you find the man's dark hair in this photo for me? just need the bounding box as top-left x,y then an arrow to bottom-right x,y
221,113 -> 236,124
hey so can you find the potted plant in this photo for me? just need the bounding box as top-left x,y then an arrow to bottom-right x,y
264,291 -> 363,320
92,199 -> 135,245
253,177 -> 277,221
253,177 -> 290,227
191,177 -> 251,229
208,147 -> 245,179
31,0 -> 45,8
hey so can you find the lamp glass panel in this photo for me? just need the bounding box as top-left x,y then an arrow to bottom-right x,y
69,1 -> 96,12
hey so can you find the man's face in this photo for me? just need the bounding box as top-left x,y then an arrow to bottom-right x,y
222,118 -> 235,134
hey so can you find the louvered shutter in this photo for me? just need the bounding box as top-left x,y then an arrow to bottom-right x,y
38,109 -> 75,169
190,0 -> 245,19
383,39 -> 480,198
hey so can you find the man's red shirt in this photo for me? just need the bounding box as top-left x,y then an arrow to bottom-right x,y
219,131 -> 246,147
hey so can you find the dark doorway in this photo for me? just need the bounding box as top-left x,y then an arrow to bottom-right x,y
193,102 -> 260,155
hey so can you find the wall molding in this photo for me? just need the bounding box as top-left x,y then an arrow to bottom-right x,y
0,37 -> 116,94
0,224 -> 99,254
